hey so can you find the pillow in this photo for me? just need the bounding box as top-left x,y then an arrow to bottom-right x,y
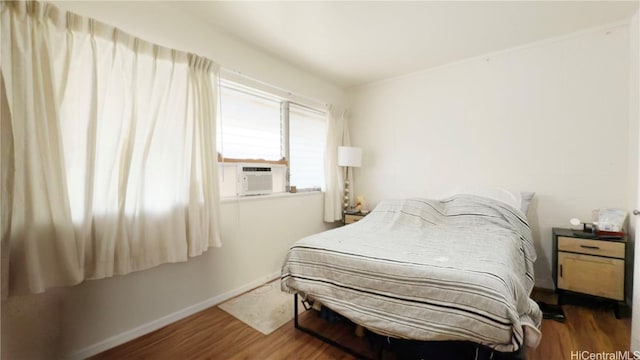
454,185 -> 520,210
520,192 -> 535,215
437,186 -> 535,216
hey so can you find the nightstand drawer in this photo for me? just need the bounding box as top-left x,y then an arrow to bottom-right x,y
345,214 -> 364,224
557,236 -> 625,258
557,252 -> 624,300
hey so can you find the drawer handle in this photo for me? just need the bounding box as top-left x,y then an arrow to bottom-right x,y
580,245 -> 600,250
560,264 -> 563,278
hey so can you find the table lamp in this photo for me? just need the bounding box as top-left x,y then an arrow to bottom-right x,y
338,146 -> 362,213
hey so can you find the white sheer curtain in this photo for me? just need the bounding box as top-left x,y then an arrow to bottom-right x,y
0,2 -> 221,294
323,107 -> 351,222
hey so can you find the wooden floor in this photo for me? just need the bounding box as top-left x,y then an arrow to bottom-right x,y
92,289 -> 631,359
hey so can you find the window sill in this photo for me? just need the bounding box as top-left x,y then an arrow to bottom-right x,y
220,191 -> 323,204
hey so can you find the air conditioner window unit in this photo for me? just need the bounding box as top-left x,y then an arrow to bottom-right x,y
238,165 -> 273,196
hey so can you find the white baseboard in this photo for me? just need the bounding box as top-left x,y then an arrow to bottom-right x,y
64,270 -> 281,360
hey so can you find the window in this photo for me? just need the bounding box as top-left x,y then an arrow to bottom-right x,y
217,80 -> 327,196
289,104 -> 326,190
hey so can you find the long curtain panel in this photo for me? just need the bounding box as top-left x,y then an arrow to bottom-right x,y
0,1 -> 221,294
323,108 -> 351,222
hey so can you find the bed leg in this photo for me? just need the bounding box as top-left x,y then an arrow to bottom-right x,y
294,293 -> 300,329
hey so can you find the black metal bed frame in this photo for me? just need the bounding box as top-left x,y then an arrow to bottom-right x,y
292,294 -> 526,360
294,293 -> 375,360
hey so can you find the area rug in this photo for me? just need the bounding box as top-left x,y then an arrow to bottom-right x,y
218,279 -> 303,335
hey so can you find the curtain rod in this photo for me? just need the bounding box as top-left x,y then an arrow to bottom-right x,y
219,67 -> 330,110
219,81 -> 327,117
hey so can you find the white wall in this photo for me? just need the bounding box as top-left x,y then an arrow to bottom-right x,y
1,2 -> 342,359
348,23 -> 630,289
3,194 -> 333,358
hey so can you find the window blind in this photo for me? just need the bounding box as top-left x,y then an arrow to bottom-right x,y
217,84 -> 282,161
289,104 -> 327,190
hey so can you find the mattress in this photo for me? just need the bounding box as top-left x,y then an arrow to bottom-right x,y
281,195 -> 542,352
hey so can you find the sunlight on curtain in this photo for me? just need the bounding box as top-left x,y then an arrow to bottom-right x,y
323,108 -> 351,222
0,2 -> 221,294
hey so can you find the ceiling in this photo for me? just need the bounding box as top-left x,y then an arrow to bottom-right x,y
175,1 -> 639,88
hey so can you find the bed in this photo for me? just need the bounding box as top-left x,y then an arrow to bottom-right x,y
281,194 -> 542,358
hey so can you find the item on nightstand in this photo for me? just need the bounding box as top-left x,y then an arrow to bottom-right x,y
569,218 -> 596,237
355,195 -> 365,212
595,208 -> 627,237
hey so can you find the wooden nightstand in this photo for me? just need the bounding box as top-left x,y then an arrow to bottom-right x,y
552,227 -> 627,318
344,212 -> 368,225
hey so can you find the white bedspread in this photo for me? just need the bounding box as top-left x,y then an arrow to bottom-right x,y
281,195 -> 542,352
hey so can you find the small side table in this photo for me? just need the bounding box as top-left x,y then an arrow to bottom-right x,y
552,227 -> 627,318
344,211 -> 368,225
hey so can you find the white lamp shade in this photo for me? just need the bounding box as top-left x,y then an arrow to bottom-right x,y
338,146 -> 362,167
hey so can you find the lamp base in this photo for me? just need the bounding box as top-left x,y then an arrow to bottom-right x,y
343,173 -> 350,212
